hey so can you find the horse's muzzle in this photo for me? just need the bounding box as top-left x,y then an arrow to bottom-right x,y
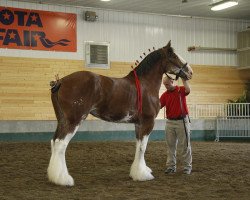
174,62 -> 192,80
176,69 -> 192,80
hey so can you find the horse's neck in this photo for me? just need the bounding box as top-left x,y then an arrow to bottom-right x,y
127,65 -> 163,94
142,69 -> 163,93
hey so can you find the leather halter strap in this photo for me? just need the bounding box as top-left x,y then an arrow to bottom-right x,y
165,62 -> 188,81
175,62 -> 188,80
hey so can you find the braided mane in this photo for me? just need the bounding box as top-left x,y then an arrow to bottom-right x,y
134,49 -> 162,76
133,46 -> 174,76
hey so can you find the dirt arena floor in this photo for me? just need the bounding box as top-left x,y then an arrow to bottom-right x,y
0,141 -> 249,200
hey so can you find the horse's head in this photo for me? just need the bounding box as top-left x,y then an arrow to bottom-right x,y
161,41 -> 193,80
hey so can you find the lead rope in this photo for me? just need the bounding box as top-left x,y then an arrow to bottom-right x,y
178,87 -> 189,148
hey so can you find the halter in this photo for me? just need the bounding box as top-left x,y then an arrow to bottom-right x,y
175,62 -> 188,80
165,62 -> 188,81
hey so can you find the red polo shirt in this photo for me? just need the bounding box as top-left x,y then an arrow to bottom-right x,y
160,86 -> 189,119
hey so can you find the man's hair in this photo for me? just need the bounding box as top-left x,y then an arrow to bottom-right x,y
163,75 -> 174,85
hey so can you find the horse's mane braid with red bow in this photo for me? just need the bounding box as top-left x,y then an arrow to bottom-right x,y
134,49 -> 162,76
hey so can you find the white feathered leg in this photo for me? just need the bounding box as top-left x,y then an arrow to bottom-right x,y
47,126 -> 79,186
130,135 -> 154,181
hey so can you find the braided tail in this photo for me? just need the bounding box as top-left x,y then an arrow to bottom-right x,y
49,75 -> 63,121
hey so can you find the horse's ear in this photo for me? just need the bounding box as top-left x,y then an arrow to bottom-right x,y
166,40 -> 171,49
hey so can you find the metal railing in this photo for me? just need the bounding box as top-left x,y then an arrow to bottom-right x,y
215,103 -> 250,141
188,103 -> 250,119
188,103 -> 225,119
163,103 -> 250,119
163,103 -> 250,141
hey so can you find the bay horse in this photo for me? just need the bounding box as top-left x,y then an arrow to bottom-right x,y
47,41 -> 193,186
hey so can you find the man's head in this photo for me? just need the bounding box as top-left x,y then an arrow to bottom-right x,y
163,75 -> 175,91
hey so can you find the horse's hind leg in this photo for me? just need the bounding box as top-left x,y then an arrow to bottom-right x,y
130,121 -> 154,181
47,122 -> 79,186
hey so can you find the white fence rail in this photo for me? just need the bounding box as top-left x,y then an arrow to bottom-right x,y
164,103 -> 250,141
188,103 -> 250,119
215,103 -> 250,141
216,117 -> 250,141
188,104 -> 225,119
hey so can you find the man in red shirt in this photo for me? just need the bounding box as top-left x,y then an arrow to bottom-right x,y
160,75 -> 192,175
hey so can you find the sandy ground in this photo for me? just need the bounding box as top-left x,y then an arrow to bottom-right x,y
0,141 -> 250,200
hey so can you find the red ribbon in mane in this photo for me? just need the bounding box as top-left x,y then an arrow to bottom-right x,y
132,69 -> 142,114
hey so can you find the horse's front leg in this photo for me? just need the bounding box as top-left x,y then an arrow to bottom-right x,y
130,121 -> 154,181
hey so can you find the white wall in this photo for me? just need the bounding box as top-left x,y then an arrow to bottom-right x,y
0,0 -> 250,66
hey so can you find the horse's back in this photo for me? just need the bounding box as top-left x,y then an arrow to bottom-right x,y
61,70 -> 97,83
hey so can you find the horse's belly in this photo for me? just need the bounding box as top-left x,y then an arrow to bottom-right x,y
113,113 -> 134,123
90,110 -> 134,123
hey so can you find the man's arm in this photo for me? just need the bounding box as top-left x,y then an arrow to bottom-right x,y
159,92 -> 166,109
182,78 -> 191,95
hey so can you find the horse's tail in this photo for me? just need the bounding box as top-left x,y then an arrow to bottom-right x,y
50,79 -> 61,93
50,79 -> 63,121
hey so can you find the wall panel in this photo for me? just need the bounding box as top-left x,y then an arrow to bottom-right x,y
0,0 -> 249,66
0,1 -> 249,120
0,56 -> 248,120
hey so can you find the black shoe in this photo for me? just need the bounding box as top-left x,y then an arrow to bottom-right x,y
165,168 -> 176,174
183,169 -> 191,175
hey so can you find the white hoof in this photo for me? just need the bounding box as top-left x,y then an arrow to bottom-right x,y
130,163 -> 154,181
59,174 -> 74,186
146,166 -> 152,173
48,139 -> 74,186
47,161 -> 75,186
48,173 -> 74,186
